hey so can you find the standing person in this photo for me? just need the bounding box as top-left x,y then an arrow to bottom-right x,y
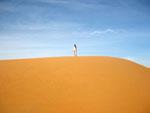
73,44 -> 77,56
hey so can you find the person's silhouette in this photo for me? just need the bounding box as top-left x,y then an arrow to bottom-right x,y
73,44 -> 77,56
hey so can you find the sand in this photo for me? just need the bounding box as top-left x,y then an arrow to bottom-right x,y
0,56 -> 150,113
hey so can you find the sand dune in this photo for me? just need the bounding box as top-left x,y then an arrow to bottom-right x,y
0,56 -> 150,113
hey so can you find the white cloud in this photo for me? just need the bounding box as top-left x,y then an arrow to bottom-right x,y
90,29 -> 117,35
0,2 -> 15,12
36,0 -> 98,10
124,56 -> 150,67
36,0 -> 70,5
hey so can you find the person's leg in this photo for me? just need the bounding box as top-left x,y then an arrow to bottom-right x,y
73,50 -> 75,56
75,49 -> 77,56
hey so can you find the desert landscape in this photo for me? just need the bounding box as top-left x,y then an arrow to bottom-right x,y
0,56 -> 150,113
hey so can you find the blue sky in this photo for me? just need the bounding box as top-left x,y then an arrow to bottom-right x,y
0,0 -> 150,66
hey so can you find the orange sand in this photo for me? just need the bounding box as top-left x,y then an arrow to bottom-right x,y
0,56 -> 150,113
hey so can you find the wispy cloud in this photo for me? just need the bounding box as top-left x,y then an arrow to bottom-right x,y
0,1 -> 15,13
90,29 -> 117,35
37,0 -> 69,4
35,0 -> 100,10
124,56 -> 150,67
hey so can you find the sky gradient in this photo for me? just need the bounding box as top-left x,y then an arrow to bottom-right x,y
0,0 -> 150,66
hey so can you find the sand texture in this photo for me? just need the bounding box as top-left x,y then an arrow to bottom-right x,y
0,56 -> 150,113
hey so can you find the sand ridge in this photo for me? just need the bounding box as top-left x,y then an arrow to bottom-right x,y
0,56 -> 150,113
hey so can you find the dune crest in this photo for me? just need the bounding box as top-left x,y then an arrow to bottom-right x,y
0,56 -> 150,113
